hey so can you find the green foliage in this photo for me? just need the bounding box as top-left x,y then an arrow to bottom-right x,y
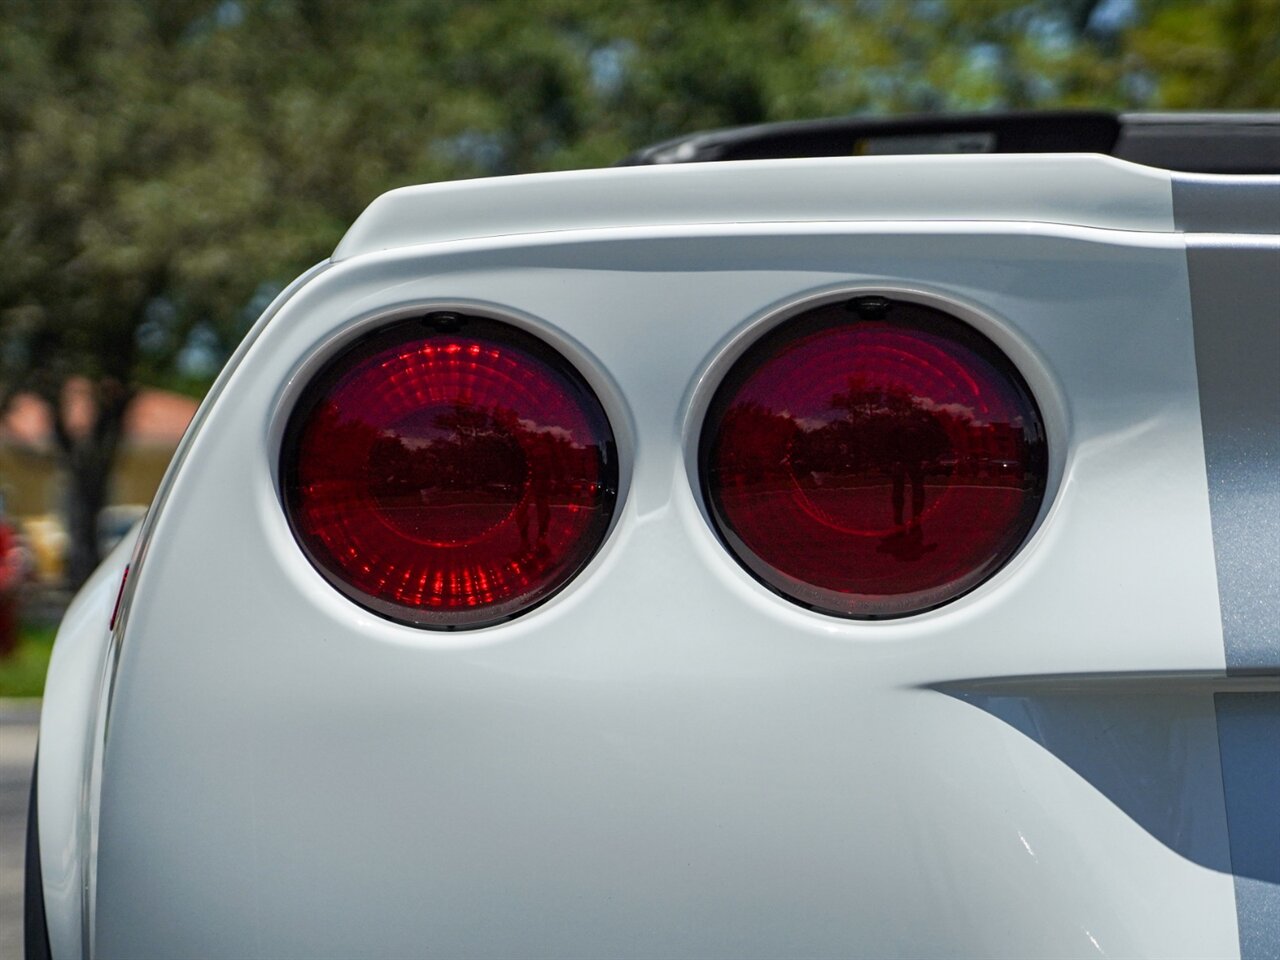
1131,0 -> 1280,108
0,622 -> 56,696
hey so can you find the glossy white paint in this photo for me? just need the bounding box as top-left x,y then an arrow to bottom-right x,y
333,154 -> 1175,260
39,156 -> 1243,958
36,530 -> 133,960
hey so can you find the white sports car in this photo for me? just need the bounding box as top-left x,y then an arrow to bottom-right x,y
27,112 -> 1280,959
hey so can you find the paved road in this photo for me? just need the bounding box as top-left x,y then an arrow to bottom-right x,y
0,702 -> 39,960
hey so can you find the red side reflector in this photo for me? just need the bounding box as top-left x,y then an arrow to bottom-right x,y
282,315 -> 618,629
701,297 -> 1047,619
110,564 -> 129,630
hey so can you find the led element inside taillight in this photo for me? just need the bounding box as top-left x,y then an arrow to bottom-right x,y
282,314 -> 617,628
700,297 -> 1047,619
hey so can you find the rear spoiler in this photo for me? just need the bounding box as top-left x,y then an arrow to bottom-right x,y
620,110 -> 1280,175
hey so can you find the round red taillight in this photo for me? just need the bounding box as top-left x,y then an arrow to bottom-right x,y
282,314 -> 618,628
700,297 -> 1047,619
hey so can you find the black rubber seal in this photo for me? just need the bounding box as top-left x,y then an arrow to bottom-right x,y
24,751 -> 52,960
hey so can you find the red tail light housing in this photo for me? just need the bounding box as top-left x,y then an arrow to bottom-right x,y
700,296 -> 1047,619
282,314 -> 618,629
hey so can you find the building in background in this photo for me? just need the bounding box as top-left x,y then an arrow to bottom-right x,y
0,379 -> 197,581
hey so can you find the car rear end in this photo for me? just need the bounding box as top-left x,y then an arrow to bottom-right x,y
35,147 -> 1279,958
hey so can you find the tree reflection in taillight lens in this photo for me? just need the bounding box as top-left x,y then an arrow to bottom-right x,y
282,315 -> 617,629
701,297 -> 1047,619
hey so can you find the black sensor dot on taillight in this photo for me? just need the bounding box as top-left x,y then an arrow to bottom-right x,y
700,297 -> 1047,619
282,315 -> 617,629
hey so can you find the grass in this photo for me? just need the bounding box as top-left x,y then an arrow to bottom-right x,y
0,622 -> 58,698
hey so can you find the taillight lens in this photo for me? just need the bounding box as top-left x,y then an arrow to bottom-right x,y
282,315 -> 617,628
701,297 -> 1047,619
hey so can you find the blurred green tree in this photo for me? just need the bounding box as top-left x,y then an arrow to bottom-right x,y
0,0 -> 267,585
1,0 -> 1276,586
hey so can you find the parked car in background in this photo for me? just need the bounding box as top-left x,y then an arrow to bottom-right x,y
0,496 -> 30,656
28,112 -> 1280,959
94,505 -> 148,561
16,516 -> 67,586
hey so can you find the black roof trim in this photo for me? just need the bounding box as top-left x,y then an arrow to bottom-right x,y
620,110 -> 1280,175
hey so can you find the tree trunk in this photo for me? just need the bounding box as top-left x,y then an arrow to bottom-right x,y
63,441 -> 114,588
46,379 -> 134,590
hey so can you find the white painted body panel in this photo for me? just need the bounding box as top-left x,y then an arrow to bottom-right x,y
332,154 -> 1175,258
38,156 -> 1246,957
36,531 -> 133,960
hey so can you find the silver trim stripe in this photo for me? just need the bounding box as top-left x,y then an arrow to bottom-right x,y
1184,241 -> 1280,671
1215,693 -> 1280,960
1179,176 -> 1280,960
1174,175 -> 1280,236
